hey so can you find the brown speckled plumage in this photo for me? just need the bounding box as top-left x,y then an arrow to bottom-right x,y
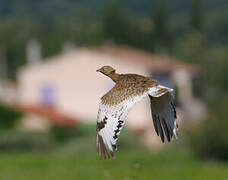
96,66 -> 178,159
100,72 -> 158,105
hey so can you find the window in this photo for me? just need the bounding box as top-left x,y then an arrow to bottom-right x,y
40,85 -> 57,107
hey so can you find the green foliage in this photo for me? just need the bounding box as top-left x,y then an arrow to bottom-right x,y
172,32 -> 228,97
102,1 -> 147,48
204,47 -> 228,94
188,97 -> 228,161
0,124 -> 94,152
172,32 -> 205,62
151,0 -> 172,51
0,104 -> 22,130
0,131 -> 54,152
51,125 -> 78,143
205,10 -> 228,44
0,0 -> 227,80
189,0 -> 204,31
0,19 -> 28,79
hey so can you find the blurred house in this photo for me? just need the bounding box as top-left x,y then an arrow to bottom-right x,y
17,45 -> 207,148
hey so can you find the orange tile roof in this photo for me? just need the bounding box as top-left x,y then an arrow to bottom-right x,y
15,105 -> 78,127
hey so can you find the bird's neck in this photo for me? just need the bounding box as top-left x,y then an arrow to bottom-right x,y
107,72 -> 120,82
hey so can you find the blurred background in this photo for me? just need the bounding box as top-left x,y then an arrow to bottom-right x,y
0,0 -> 228,179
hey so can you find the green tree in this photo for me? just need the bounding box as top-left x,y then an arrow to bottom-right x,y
151,0 -> 171,52
0,19 -> 29,79
172,32 -> 228,97
102,1 -> 146,48
188,96 -> 228,161
189,0 -> 204,31
0,104 -> 22,130
102,1 -> 129,44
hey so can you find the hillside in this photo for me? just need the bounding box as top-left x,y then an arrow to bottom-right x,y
0,0 -> 227,43
0,0 -> 227,19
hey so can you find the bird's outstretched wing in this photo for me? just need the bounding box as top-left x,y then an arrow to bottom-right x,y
96,101 -> 126,159
96,84 -> 178,159
96,91 -> 147,159
148,86 -> 178,142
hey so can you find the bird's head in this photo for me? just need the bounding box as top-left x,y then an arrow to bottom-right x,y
96,66 -> 116,76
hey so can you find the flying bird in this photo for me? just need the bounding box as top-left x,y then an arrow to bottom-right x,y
96,66 -> 178,159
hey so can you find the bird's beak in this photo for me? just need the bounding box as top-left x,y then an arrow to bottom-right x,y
96,68 -> 102,72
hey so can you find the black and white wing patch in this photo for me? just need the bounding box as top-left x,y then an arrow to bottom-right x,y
96,95 -> 145,159
149,85 -> 178,142
96,101 -> 127,159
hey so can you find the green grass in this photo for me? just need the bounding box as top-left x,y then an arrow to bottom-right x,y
0,125 -> 227,180
0,148 -> 228,180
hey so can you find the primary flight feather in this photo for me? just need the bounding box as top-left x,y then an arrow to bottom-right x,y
96,66 -> 178,159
